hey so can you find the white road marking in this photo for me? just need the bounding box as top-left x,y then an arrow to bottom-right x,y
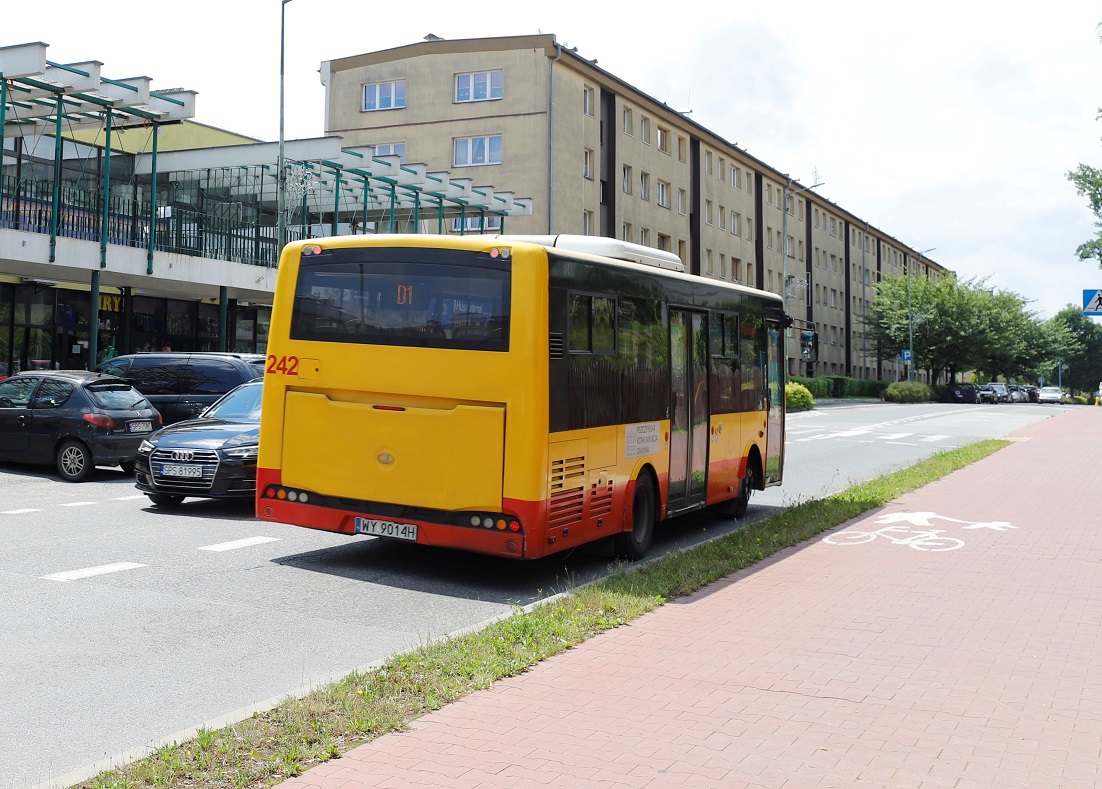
114,495 -> 147,501
919,434 -> 950,442
60,502 -> 98,507
878,432 -> 914,440
199,536 -> 282,552
42,562 -> 147,582
2,509 -> 42,515
885,442 -> 919,446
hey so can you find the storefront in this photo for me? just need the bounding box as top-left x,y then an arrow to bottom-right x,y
0,280 -> 269,377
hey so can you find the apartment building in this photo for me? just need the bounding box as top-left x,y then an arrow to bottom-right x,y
321,33 -> 944,380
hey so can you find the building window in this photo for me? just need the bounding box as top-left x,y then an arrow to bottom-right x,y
658,126 -> 670,154
455,70 -> 503,103
678,189 -> 686,215
363,80 -> 406,112
622,165 -> 632,193
732,167 -> 742,189
705,200 -> 713,225
720,254 -> 727,279
719,158 -> 725,181
657,180 -> 670,208
640,228 -> 650,246
767,227 -> 774,249
583,85 -> 595,116
785,235 -> 793,257
584,148 -> 594,179
731,212 -> 740,236
734,258 -> 742,282
706,249 -> 714,274
453,135 -> 503,167
583,210 -> 593,235
705,150 -> 713,175
719,206 -> 726,231
451,215 -> 502,233
372,142 -> 406,161
640,116 -> 651,145
622,222 -> 632,240
657,233 -> 671,251
829,217 -> 837,237
678,136 -> 687,162
640,172 -> 650,201
623,107 -> 633,135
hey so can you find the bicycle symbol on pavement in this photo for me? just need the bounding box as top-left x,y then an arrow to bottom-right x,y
822,511 -> 1018,552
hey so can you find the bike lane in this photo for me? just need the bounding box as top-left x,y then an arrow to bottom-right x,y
279,407 -> 1102,789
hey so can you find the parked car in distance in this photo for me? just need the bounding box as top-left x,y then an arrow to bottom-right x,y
96,352 -> 265,425
0,370 -> 160,481
942,382 -> 979,404
1037,386 -> 1066,404
976,384 -> 997,404
134,380 -> 262,506
1007,385 -> 1026,403
988,383 -> 1010,403
1023,385 -> 1039,403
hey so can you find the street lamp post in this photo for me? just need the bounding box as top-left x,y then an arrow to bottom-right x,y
277,0 -> 292,254
781,177 -> 824,371
907,247 -> 936,382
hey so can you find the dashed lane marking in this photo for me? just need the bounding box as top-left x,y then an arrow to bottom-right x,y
42,562 -> 147,582
60,502 -> 98,507
198,536 -> 282,552
2,509 -> 42,515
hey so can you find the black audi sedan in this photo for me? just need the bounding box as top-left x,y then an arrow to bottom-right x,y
0,370 -> 160,481
134,380 -> 261,506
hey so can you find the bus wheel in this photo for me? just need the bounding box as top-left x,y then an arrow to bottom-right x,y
614,473 -> 656,561
731,463 -> 757,519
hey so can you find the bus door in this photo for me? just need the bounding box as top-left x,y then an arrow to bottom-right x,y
668,309 -> 709,513
764,320 -> 785,484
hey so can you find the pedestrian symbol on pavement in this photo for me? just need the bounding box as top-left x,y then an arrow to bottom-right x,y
1083,290 -> 1102,316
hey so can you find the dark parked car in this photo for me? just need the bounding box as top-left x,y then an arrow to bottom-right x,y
134,380 -> 262,506
942,382 -> 978,404
0,370 -> 160,481
976,384 -> 997,404
988,383 -> 1010,403
96,352 -> 265,425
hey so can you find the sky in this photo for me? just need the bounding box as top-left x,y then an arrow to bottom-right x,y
14,1 -> 1102,319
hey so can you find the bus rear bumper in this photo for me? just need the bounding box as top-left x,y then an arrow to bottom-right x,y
256,468 -> 533,559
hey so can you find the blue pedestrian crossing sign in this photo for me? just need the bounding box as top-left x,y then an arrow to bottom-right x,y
1084,290 -> 1102,316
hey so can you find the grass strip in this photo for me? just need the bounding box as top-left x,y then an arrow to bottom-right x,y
82,439 -> 1008,789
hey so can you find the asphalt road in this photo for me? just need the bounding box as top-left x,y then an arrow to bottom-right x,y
0,400 -> 1075,789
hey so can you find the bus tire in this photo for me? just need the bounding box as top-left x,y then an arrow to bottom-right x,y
731,462 -> 757,519
614,472 -> 656,561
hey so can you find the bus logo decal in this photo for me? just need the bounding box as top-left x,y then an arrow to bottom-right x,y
377,452 -> 396,465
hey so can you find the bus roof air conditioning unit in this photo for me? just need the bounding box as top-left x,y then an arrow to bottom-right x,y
494,234 -> 685,272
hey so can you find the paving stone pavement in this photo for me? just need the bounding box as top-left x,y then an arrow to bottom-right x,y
278,407 -> 1102,789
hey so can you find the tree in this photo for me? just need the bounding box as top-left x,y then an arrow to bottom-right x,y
1066,164 -> 1102,265
864,274 -> 1052,383
1048,305 -> 1102,392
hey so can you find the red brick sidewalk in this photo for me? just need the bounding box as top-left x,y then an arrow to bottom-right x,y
279,408 -> 1102,789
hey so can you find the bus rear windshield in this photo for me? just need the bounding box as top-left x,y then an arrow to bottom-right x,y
290,249 -> 511,351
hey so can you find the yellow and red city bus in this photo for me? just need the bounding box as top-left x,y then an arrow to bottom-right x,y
257,234 -> 786,560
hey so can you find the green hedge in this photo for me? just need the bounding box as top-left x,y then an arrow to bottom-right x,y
785,382 -> 815,411
790,375 -> 888,399
789,375 -> 831,398
884,381 -> 932,402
